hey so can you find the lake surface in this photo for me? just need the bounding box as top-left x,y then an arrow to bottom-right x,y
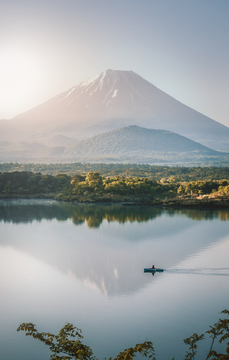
0,199 -> 229,360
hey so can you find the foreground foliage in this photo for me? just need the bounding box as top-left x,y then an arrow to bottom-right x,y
17,310 -> 229,360
17,322 -> 156,360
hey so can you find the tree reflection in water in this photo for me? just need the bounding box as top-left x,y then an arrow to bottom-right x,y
0,200 -> 229,227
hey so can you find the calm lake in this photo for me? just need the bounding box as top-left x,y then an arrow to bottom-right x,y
1,199 -> 229,360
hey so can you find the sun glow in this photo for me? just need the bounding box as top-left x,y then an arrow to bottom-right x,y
0,46 -> 44,118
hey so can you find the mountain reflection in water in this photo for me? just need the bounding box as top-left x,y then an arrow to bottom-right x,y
1,200 -> 229,297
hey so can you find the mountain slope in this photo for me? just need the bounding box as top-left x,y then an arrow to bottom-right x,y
0,69 -> 229,150
0,125 -> 226,164
64,125 -> 218,158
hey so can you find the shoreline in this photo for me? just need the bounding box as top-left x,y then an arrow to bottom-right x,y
0,194 -> 229,209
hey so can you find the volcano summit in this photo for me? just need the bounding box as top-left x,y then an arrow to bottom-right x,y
1,69 -> 229,151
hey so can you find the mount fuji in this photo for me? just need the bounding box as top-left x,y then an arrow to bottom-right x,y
1,69 -> 229,153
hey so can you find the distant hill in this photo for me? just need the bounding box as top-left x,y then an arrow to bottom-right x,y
1,125 -> 227,165
0,69 -> 229,151
64,125 -> 218,157
61,125 -> 227,164
0,140 -> 64,161
40,135 -> 78,147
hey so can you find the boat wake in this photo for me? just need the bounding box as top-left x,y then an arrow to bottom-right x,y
166,268 -> 229,276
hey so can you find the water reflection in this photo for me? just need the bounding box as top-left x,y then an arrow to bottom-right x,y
1,200 -> 229,297
1,200 -> 229,360
0,199 -> 229,227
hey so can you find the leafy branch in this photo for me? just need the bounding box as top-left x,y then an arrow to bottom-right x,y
17,310 -> 229,360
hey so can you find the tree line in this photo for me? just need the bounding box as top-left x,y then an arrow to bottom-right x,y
0,171 -> 229,202
1,162 -> 229,181
0,171 -> 71,196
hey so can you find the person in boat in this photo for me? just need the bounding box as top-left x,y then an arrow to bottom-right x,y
152,265 -> 155,269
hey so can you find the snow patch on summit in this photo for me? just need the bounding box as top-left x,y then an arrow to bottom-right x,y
80,73 -> 101,88
112,89 -> 118,98
64,86 -> 77,98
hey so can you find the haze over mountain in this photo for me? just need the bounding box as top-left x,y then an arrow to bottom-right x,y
0,125 -> 225,165
64,125 -> 218,159
1,69 -> 229,151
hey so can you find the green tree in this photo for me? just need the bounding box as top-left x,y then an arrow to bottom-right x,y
17,310 -> 229,360
17,323 -> 95,360
183,333 -> 204,360
17,322 -> 156,360
183,310 -> 229,360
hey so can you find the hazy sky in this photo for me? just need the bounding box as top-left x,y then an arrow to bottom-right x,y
0,0 -> 229,126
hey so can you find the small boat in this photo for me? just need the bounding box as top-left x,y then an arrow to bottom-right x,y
144,268 -> 164,273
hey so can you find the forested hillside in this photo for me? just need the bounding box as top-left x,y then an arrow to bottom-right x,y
2,125 -> 228,164
63,126 -> 218,157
